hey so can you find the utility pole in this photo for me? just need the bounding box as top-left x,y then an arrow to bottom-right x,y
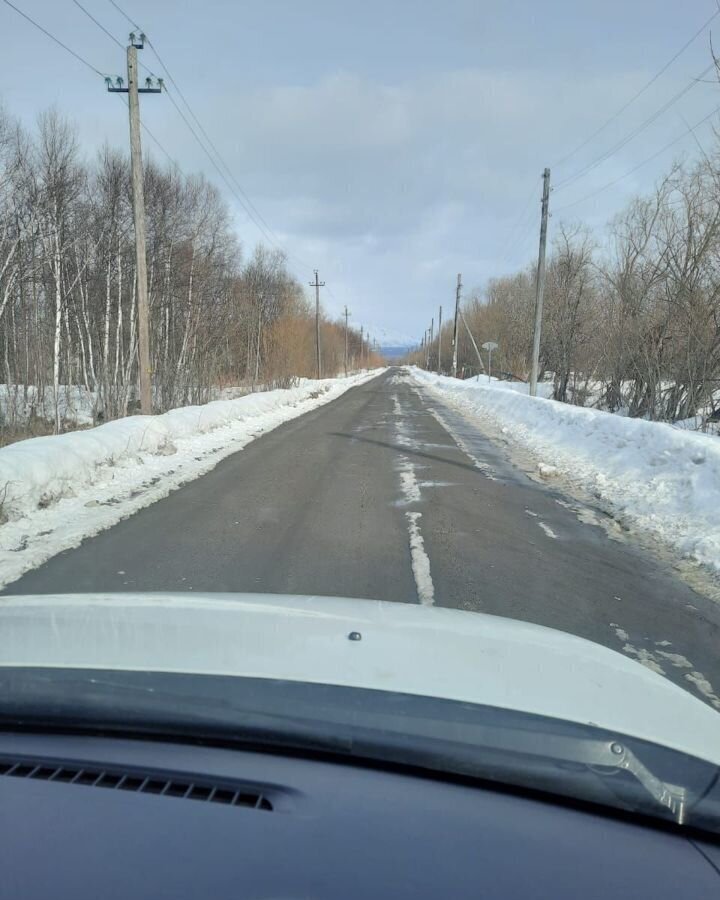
309,269 -> 325,379
437,305 -> 442,374
429,317 -> 434,370
106,34 -> 162,415
451,273 -> 462,378
530,168 -> 551,397
343,305 -> 351,376
360,325 -> 364,369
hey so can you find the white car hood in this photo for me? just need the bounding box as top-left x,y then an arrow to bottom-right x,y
1,592 -> 719,765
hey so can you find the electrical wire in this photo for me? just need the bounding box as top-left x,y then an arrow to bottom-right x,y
110,91 -> 178,169
2,0 -> 107,77
105,0 -> 313,272
72,0 -> 124,49
148,45 -> 314,271
107,0 -> 138,29
551,8 -> 720,170
553,103 -> 720,214
554,59 -> 716,192
146,36 -> 285,250
161,84 -> 288,251
3,1 -> 177,170
496,175 -> 542,267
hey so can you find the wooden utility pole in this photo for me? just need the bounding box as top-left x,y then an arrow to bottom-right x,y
309,269 -> 325,378
343,305 -> 351,376
106,33 -> 162,415
530,168 -> 551,397
437,305 -> 443,375
451,273 -> 462,378
360,325 -> 364,369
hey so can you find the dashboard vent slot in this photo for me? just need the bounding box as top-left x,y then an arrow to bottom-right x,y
0,757 -> 273,811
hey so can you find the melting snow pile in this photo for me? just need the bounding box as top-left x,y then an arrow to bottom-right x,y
0,370 -> 382,589
411,367 -> 720,573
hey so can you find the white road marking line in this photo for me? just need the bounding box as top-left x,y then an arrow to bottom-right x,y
538,521 -> 558,539
391,399 -> 435,606
405,511 -> 435,606
397,456 -> 421,503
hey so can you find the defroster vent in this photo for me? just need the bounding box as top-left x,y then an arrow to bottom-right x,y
0,756 -> 273,810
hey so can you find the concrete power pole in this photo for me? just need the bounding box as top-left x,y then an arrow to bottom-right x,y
343,305 -> 351,376
437,305 -> 442,374
530,168 -> 551,397
309,269 -> 325,379
451,273 -> 462,378
360,325 -> 364,369
106,33 -> 162,414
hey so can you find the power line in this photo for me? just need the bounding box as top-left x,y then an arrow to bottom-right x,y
2,0 -> 107,77
551,8 -> 720,170
105,0 -> 312,271
496,175 -> 542,266
3,0 -> 177,170
146,41 -> 313,271
146,37 -> 284,249
554,59 -> 716,192
106,0 -> 138,30
553,104 -> 720,214
161,84 -> 288,253
110,90 -> 178,169
72,0 -> 124,50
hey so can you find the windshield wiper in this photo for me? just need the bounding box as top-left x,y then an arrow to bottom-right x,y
503,732 -> 690,823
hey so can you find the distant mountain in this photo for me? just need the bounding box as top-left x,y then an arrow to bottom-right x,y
381,345 -> 414,360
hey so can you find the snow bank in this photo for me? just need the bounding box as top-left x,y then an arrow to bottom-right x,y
0,371 -> 383,588
411,367 -> 720,573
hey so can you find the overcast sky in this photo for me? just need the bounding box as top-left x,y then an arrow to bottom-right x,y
2,0 -> 719,344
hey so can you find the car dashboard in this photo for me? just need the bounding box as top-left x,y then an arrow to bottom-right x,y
0,731 -> 718,899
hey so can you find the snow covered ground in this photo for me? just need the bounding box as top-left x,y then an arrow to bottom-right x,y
0,370 -> 383,590
0,385 -> 96,427
411,367 -> 720,575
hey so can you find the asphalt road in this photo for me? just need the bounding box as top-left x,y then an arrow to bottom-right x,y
9,369 -> 720,709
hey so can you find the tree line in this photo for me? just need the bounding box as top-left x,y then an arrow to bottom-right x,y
412,152 -> 720,424
0,105 -> 378,441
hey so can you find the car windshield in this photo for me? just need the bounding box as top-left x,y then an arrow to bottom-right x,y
1,0 -> 720,837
